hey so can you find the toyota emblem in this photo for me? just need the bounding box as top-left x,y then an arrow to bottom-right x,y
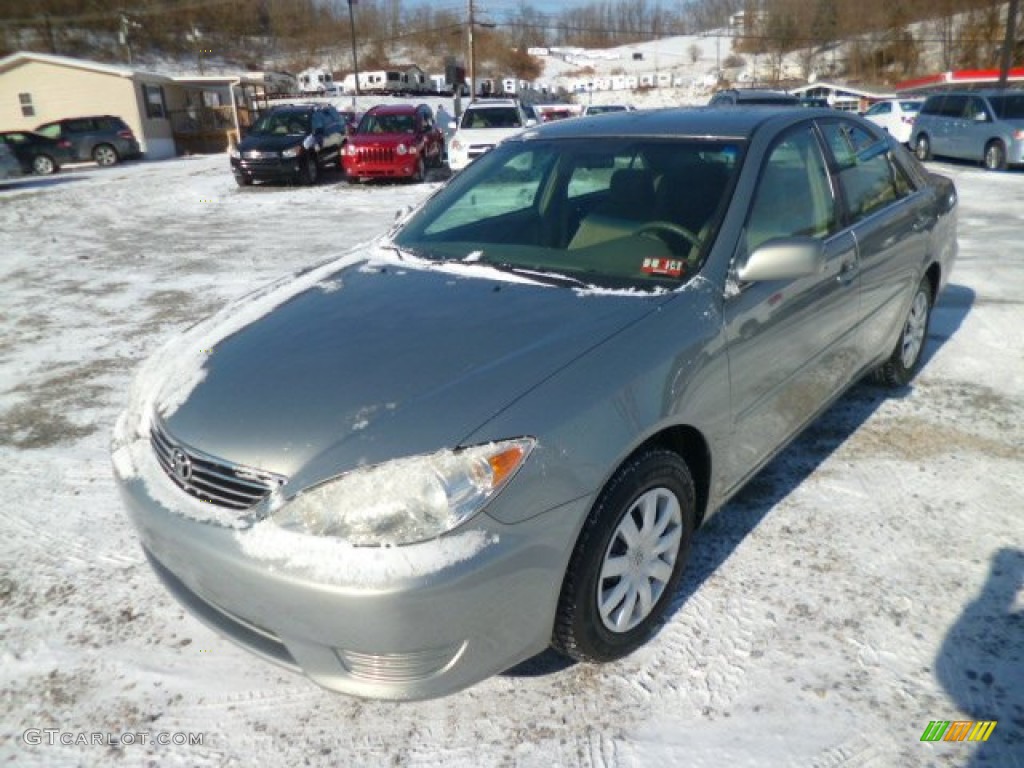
171,448 -> 193,485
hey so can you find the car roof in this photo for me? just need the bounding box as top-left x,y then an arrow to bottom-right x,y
368,103 -> 420,114
465,100 -> 519,109
517,106 -> 825,141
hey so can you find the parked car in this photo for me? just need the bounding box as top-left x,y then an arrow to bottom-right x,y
230,103 -> 347,186
0,140 -> 22,179
34,115 -> 140,166
911,89 -> 1024,171
862,98 -> 923,144
708,88 -> 799,106
113,107 -> 957,702
342,103 -> 444,183
582,104 -> 635,116
447,99 -> 534,171
0,130 -> 76,175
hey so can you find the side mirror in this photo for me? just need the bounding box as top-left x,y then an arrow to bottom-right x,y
736,237 -> 825,282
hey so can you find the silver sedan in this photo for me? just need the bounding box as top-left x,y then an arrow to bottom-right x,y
113,107 -> 958,700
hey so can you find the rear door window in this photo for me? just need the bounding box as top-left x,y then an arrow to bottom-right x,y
819,120 -> 915,223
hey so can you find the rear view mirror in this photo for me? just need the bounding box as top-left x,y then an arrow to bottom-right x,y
736,237 -> 825,282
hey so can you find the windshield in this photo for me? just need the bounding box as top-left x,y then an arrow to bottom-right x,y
988,93 -> 1024,120
461,108 -> 523,129
358,113 -> 416,134
393,137 -> 743,291
251,111 -> 310,136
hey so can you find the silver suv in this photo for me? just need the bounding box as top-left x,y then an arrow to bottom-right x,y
911,90 -> 1024,171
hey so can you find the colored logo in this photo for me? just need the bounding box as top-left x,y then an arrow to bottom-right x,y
920,720 -> 997,742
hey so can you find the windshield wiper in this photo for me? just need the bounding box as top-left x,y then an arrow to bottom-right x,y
486,262 -> 591,289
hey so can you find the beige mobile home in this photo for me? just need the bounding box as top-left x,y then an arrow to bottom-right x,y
0,51 -> 177,159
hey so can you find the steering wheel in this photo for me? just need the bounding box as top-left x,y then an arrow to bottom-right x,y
635,221 -> 702,250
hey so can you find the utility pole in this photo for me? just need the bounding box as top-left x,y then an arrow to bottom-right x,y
468,0 -> 476,101
348,0 -> 361,105
998,0 -> 1020,89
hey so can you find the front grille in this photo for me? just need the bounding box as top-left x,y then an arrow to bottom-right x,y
336,644 -> 465,683
356,146 -> 395,163
467,144 -> 495,159
150,420 -> 286,511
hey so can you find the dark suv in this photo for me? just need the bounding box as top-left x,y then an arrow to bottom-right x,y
230,103 -> 347,186
35,115 -> 141,166
708,89 -> 799,107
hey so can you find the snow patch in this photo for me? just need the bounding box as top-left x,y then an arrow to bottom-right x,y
236,523 -> 498,587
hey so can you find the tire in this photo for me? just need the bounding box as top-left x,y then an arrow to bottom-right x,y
32,154 -> 57,175
552,448 -> 696,662
412,156 -> 425,183
984,140 -> 1007,171
873,275 -> 933,387
914,134 -> 931,162
301,152 -> 319,185
92,144 -> 119,167
235,175 -> 252,187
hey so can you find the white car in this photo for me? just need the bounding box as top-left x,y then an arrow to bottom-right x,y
863,99 -> 924,144
447,100 -> 534,171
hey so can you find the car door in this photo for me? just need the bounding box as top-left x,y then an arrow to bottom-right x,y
960,95 -> 991,162
723,123 -> 860,489
935,94 -> 968,159
818,118 -> 930,366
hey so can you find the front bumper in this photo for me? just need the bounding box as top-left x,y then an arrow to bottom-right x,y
116,466 -> 584,700
343,156 -> 419,180
231,156 -> 303,182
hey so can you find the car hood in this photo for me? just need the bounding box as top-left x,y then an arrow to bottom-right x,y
349,133 -> 417,146
238,133 -> 306,152
157,257 -> 664,489
453,127 -> 524,145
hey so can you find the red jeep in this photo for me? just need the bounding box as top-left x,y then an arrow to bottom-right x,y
342,104 -> 445,183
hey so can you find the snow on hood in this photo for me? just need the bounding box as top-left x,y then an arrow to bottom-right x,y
111,239 -> 665,503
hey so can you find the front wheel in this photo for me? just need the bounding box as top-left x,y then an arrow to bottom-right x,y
32,154 -> 58,175
914,134 -> 931,162
552,448 -> 696,662
301,152 -> 319,185
984,140 -> 1007,171
92,144 -> 119,166
874,275 -> 932,387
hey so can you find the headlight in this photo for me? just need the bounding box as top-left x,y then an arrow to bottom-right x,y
281,145 -> 303,158
270,438 -> 534,546
396,143 -> 408,155
345,143 -> 357,156
229,146 -> 240,159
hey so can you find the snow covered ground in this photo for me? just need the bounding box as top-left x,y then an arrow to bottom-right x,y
1,151 -> 1021,768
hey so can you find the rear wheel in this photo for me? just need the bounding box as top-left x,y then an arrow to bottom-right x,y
92,144 -> 119,166
914,134 -> 931,162
874,275 -> 932,387
552,448 -> 696,662
32,154 -> 58,175
984,140 -> 1007,171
